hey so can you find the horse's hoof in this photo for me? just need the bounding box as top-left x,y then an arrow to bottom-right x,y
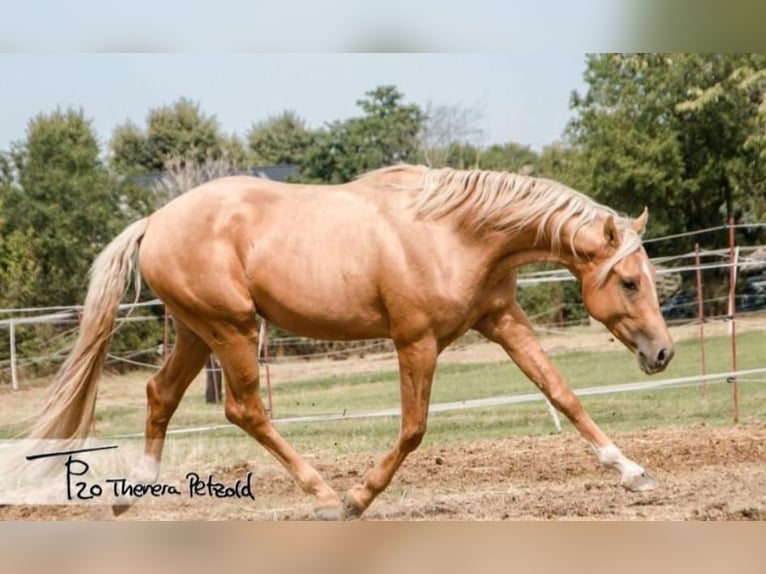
342,496 -> 365,520
313,505 -> 343,521
621,471 -> 658,492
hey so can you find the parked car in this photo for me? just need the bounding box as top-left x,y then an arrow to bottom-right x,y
740,274 -> 766,312
660,291 -> 697,321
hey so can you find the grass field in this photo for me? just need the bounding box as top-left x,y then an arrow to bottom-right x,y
265,329 -> 766,453
2,327 -> 764,455
17,328 -> 755,454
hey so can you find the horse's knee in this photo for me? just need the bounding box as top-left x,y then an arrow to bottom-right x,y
225,400 -> 269,431
399,422 -> 426,452
224,401 -> 245,426
146,378 -> 174,427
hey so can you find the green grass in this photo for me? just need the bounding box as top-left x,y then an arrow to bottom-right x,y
262,330 -> 765,419
6,331 -> 765,455
150,332 -> 766,452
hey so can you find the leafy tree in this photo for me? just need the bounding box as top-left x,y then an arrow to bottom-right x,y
478,142 -> 539,173
534,143 -> 588,189
568,54 -> 766,249
0,109 -> 160,376
247,111 -> 313,166
675,63 -> 766,227
0,108 -> 146,306
300,86 -> 424,183
109,98 -> 246,175
109,121 -> 155,174
0,226 -> 41,308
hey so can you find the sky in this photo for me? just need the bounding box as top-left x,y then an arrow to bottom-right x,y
0,0 -> 631,155
0,53 -> 591,153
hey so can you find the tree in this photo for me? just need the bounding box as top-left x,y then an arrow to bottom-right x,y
247,111 -> 313,166
0,225 -> 41,308
568,54 -> 766,249
0,109 -> 159,375
535,142 -> 588,188
151,147 -> 246,209
477,142 -> 539,173
418,100 -> 485,168
109,98 -> 247,175
109,121 -> 155,174
1,109 -> 145,305
300,86 -> 424,183
675,64 -> 766,227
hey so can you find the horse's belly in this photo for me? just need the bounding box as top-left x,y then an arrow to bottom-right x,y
254,293 -> 390,341
248,267 -> 390,341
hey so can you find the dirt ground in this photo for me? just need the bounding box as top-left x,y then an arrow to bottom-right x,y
2,318 -> 764,521
2,423 -> 764,521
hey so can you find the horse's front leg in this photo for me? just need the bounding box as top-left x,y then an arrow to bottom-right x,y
344,336 -> 439,517
475,303 -> 657,492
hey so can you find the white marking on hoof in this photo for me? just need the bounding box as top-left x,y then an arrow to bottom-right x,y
130,455 -> 160,484
112,455 -> 161,513
314,505 -> 343,521
621,471 -> 658,492
591,442 -> 654,489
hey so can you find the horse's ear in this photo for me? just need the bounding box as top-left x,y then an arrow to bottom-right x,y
603,215 -> 620,249
632,207 -> 649,235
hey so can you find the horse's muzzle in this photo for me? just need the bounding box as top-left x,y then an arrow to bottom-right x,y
638,345 -> 674,374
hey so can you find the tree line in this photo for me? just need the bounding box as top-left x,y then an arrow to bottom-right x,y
1,54 -> 765,375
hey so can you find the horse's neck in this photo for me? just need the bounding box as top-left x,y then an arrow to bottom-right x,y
480,216 -> 604,280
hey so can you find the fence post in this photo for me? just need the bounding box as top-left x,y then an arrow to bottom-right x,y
163,306 -> 169,361
205,355 -> 222,404
9,320 -> 18,391
555,281 -> 564,328
727,218 -> 739,424
259,319 -> 274,418
694,243 -> 708,399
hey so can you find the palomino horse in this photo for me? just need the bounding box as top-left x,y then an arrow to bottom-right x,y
26,165 -> 674,519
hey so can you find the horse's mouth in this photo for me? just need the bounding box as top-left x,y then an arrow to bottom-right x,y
637,349 -> 672,375
638,354 -> 660,374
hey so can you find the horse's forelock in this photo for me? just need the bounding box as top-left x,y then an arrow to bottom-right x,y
594,227 -> 645,287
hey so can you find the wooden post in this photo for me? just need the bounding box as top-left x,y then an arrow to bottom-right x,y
9,320 -> 18,391
163,306 -> 170,360
694,243 -> 708,399
205,355 -> 222,403
727,218 -> 739,424
259,319 -> 274,418
555,281 -> 564,328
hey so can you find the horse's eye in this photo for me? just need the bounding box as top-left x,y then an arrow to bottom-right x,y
621,278 -> 639,292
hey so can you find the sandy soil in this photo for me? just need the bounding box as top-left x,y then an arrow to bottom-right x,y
2,318 -> 764,521
2,423 -> 764,521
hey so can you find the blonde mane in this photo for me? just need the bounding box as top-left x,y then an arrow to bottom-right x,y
360,165 -> 643,285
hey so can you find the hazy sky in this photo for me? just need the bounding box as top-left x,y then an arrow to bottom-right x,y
1,0 -> 626,154
1,53 -> 590,153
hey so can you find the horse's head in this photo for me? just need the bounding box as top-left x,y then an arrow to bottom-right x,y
577,209 -> 674,374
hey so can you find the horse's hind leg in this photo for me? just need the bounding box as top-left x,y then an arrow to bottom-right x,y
212,320 -> 342,518
344,337 -> 439,517
113,319 -> 210,515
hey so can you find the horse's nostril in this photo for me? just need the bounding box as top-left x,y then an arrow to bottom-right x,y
657,348 -> 668,365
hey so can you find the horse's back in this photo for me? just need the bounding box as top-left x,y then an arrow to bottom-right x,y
138,175 -> 405,338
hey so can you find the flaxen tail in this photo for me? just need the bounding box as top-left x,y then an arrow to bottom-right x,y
26,217 -> 149,440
